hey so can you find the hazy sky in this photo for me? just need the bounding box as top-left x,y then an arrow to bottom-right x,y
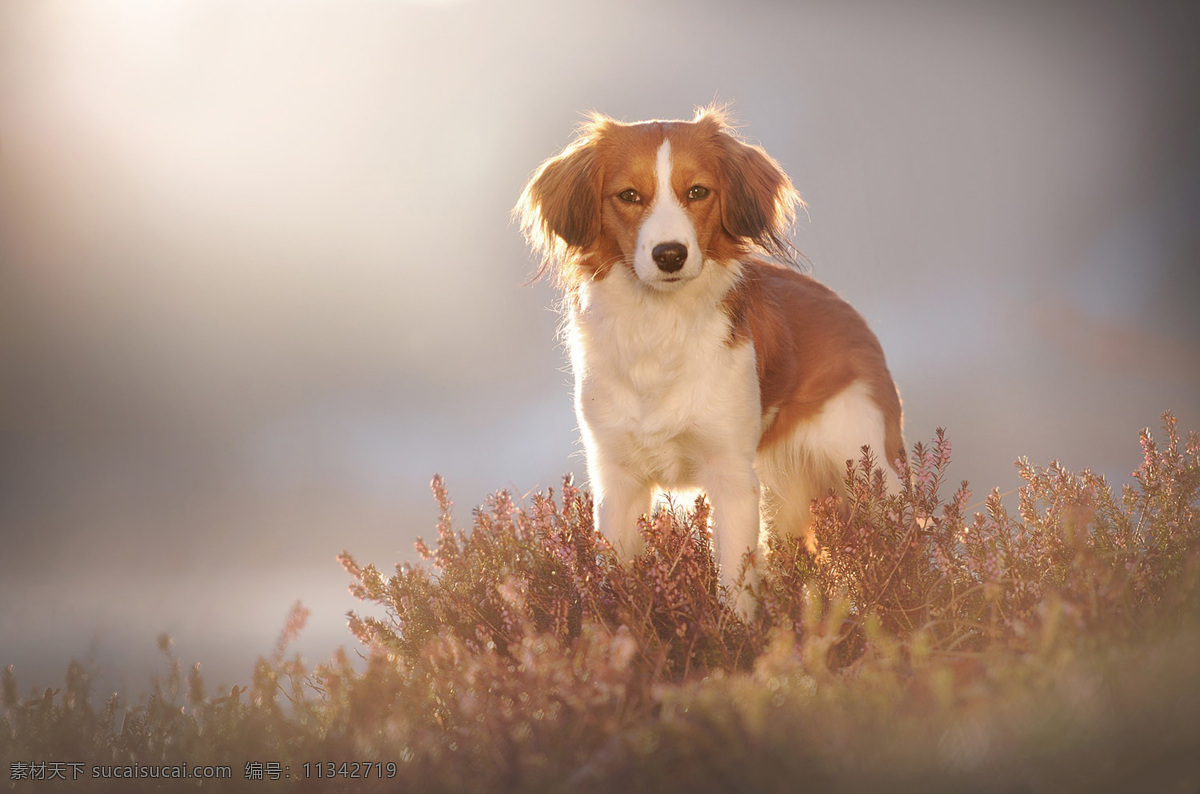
1,0 -> 1198,694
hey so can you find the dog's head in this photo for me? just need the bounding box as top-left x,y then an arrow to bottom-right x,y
516,106 -> 802,290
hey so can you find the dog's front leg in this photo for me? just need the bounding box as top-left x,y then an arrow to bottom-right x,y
703,464 -> 763,620
591,461 -> 654,563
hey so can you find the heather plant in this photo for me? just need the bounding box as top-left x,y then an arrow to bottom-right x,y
3,414 -> 1198,792
327,413 -> 1199,789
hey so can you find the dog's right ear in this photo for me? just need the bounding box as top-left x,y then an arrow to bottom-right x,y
515,129 -> 602,280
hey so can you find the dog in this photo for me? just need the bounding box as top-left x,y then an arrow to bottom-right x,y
516,106 -> 904,617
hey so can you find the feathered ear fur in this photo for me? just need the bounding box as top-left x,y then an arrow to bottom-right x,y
695,107 -> 803,267
515,122 -> 605,282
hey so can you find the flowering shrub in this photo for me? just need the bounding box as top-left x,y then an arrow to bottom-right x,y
3,415 -> 1198,792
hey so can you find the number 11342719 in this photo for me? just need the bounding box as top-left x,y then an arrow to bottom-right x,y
302,761 -> 398,779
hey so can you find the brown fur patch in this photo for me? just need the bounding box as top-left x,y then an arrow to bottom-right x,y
724,259 -> 905,470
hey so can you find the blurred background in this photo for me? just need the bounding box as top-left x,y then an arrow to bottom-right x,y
1,0 -> 1197,695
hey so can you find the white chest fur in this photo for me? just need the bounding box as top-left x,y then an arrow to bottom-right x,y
568,262 -> 761,489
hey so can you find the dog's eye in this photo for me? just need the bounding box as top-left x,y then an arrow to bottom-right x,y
686,185 -> 710,201
617,189 -> 641,204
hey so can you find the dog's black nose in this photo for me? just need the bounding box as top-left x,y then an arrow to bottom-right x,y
652,242 -> 688,273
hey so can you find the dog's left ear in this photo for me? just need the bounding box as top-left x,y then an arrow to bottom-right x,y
515,128 -> 602,279
703,113 -> 802,266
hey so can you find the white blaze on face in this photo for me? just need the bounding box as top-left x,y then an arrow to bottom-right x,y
634,140 -> 703,288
